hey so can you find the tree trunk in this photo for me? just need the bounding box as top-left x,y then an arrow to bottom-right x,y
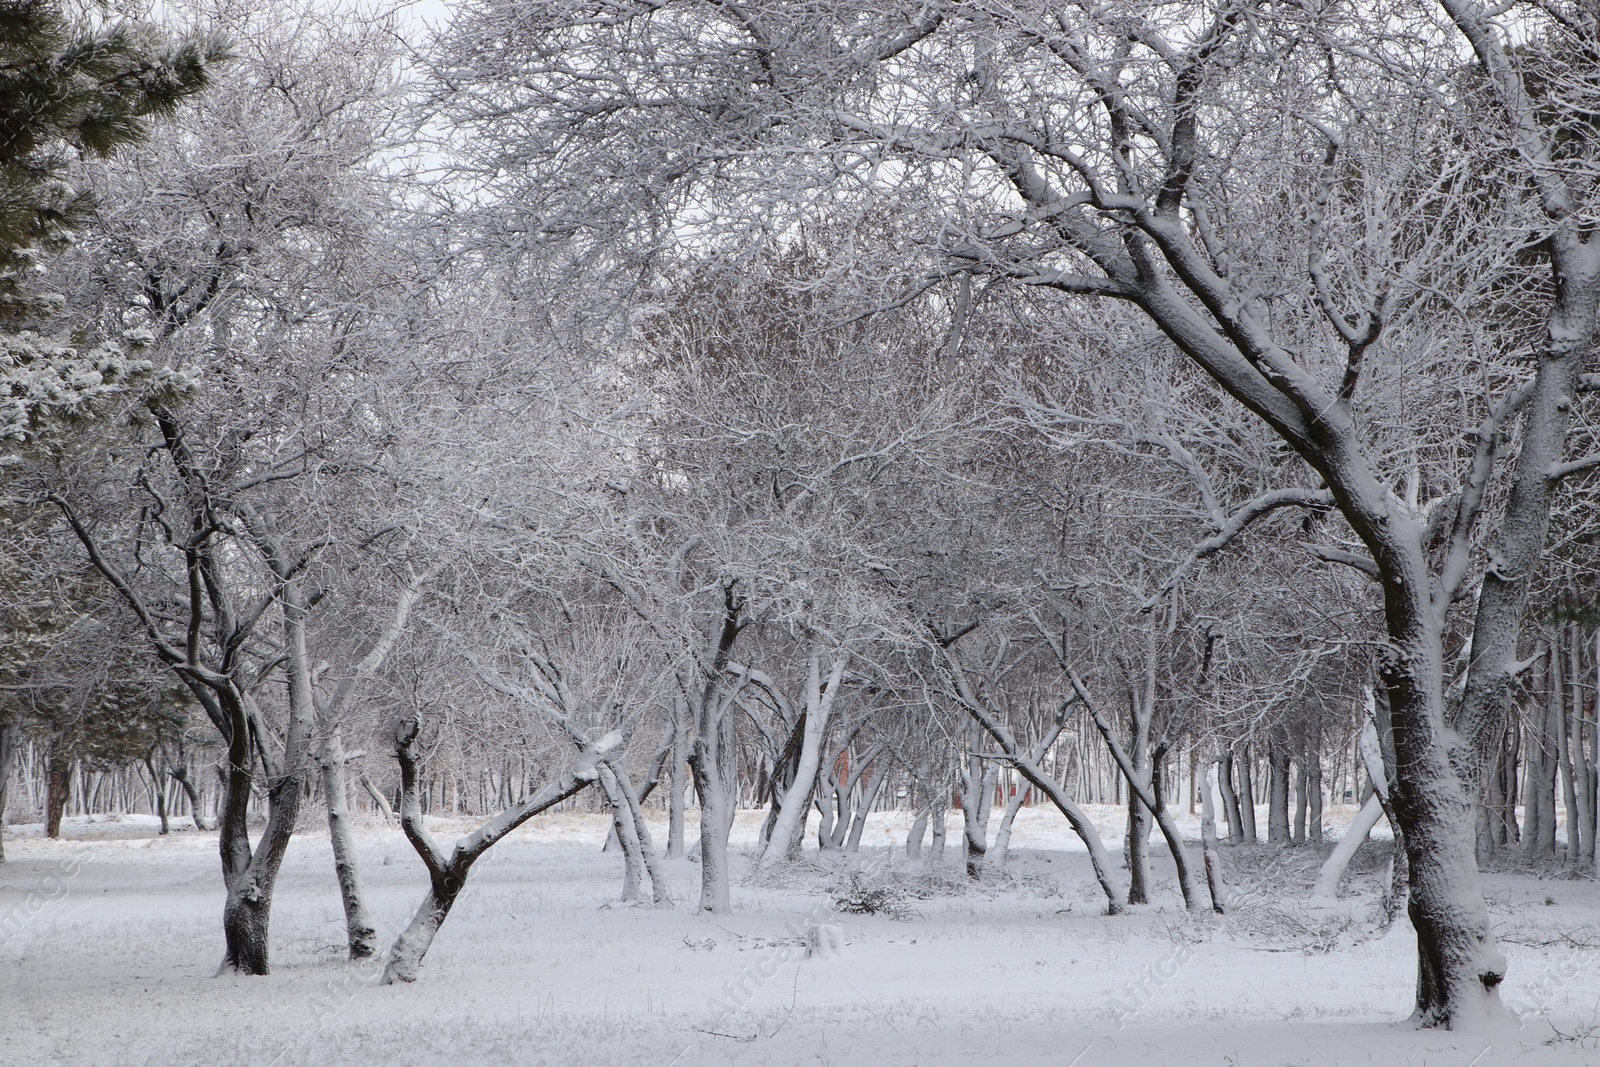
844,758 -> 887,853
1497,715 -> 1520,848
219,759 -> 304,975
1218,750 -> 1244,844
383,722 -> 611,983
989,783 -> 1028,866
1312,790 -> 1384,901
667,722 -> 687,859
825,756 -> 853,851
144,753 -> 170,835
1267,733 -> 1291,845
1076,675 -> 1202,912
1292,761 -> 1309,845
929,799 -> 946,864
1428,217 -> 1600,1022
1571,631 -> 1594,868
1555,639 -> 1582,863
963,721 -> 996,880
322,730 -> 378,959
1125,787 -> 1152,903
615,760 -> 671,905
1384,822 -> 1411,928
216,589 -> 321,976
695,794 -> 732,913
1238,743 -> 1258,842
813,778 -> 834,850
757,653 -> 845,864
1126,735 -> 1153,903
598,763 -> 645,902
687,595 -> 744,914
1307,721 -> 1325,846
905,801 -> 929,860
1526,677 -> 1559,857
384,879 -> 461,984
359,773 -> 396,824
1199,759 -> 1227,914
171,763 -> 207,830
46,750 -> 69,839
688,688 -> 737,914
950,668 -> 1126,912
0,722 -> 18,862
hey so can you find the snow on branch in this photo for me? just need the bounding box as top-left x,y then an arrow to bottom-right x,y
1549,453 -> 1600,483
1144,487 -> 1334,609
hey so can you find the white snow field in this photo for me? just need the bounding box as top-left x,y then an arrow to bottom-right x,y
3,806 -> 1598,1066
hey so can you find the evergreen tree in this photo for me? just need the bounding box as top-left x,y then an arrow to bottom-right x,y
0,0 -> 228,317
0,0 -> 226,441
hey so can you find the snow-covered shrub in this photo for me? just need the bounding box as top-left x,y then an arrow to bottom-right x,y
832,871 -> 916,920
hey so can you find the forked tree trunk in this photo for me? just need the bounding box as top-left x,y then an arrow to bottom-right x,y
1218,750 -> 1244,845
945,652 -> 1126,912
220,753 -> 304,976
600,758 -> 671,906
757,653 -> 846,864
615,761 -> 671,905
384,723 -> 614,983
962,722 -> 998,880
1076,675 -> 1203,913
823,747 -> 859,852
216,585 -> 326,976
1238,743 -> 1258,842
598,763 -> 645,902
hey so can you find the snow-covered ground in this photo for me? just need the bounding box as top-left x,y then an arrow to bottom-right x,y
2,805 -> 1597,1066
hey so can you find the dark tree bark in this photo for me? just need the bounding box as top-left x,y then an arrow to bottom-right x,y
46,750 -> 69,839
1267,731 -> 1291,845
